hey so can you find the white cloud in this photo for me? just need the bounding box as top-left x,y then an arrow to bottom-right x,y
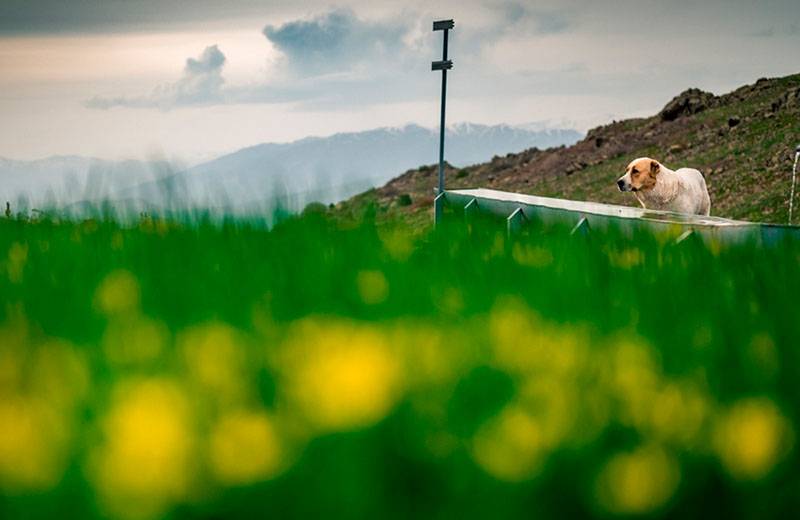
86,45 -> 227,110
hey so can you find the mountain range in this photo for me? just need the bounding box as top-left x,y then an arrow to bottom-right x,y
0,123 -> 581,213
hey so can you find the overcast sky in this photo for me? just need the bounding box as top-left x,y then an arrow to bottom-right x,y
0,0 -> 797,162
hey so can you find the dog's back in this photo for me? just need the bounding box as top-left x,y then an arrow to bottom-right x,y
675,168 -> 711,216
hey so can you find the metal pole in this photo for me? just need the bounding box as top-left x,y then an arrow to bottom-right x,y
438,30 -> 449,195
431,20 -> 454,225
432,19 -> 454,199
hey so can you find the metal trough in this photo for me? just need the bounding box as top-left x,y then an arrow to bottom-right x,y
435,188 -> 800,245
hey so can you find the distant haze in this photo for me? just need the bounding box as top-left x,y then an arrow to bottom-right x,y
0,123 -> 581,212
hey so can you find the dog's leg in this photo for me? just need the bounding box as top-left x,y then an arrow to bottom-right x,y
635,193 -> 647,209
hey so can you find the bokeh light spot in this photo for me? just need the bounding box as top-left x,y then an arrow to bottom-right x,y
472,404 -> 548,482
595,444 -> 680,515
95,270 -> 141,317
357,270 -> 389,305
209,409 -> 283,486
713,398 -> 792,481
280,319 -> 402,432
89,378 -> 195,520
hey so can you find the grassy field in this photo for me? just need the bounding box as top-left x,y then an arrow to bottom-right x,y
1,208 -> 799,519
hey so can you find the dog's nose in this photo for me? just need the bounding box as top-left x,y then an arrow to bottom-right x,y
617,179 -> 626,191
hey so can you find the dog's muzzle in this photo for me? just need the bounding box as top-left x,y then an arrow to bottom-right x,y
617,179 -> 627,192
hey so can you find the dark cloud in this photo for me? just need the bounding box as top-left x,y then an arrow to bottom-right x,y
87,45 -> 227,110
263,9 -> 411,75
2,0 -> 798,38
0,0 -> 279,35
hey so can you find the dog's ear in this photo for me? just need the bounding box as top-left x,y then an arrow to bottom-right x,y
650,160 -> 661,175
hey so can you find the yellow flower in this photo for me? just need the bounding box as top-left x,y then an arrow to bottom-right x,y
356,270 -> 389,305
103,316 -> 168,366
111,231 -> 125,250
209,409 -> 284,485
746,333 -> 780,380
392,324 -> 458,386
0,324 -> 83,493
472,405 -> 548,482
607,247 -> 643,269
595,444 -> 680,515
89,378 -> 195,520
95,270 -> 140,317
179,322 -> 250,405
647,382 -> 710,447
517,376 -> 577,448
6,242 -> 28,283
0,311 -> 28,390
713,398 -> 792,481
378,227 -> 415,261
431,286 -> 465,315
280,319 -> 402,432
0,397 -> 70,492
512,243 -> 553,268
489,298 -> 587,377
30,339 -> 90,410
604,338 -> 663,430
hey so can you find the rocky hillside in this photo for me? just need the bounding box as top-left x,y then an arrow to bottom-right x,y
335,73 -> 800,227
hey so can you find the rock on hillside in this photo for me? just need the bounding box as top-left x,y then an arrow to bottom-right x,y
660,88 -> 718,121
336,73 -> 800,227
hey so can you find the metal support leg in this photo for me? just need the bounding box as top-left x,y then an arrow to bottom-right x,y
434,193 -> 445,227
571,217 -> 590,236
464,198 -> 478,224
675,229 -> 695,244
507,207 -> 525,237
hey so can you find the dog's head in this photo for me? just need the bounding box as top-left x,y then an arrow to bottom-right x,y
617,158 -> 661,192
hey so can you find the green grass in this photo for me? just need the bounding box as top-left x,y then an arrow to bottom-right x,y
1,209 -> 799,519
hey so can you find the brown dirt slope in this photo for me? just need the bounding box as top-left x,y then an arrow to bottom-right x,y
335,73 -> 800,228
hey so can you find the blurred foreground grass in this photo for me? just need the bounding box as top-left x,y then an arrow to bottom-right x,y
0,209 -> 799,519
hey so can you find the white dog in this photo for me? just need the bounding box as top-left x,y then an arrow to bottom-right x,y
617,157 -> 711,216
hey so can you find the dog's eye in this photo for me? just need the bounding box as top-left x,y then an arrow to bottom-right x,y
631,168 -> 638,175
